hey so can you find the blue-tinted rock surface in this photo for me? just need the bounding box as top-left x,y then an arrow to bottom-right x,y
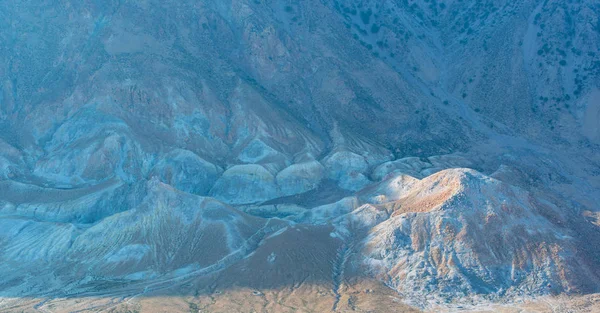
1,0 -> 600,311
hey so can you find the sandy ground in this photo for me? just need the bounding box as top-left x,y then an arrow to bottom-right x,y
3,288 -> 600,313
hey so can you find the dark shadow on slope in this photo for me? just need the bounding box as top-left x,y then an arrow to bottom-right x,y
262,179 -> 353,208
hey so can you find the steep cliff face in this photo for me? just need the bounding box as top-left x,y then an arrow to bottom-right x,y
0,0 -> 600,311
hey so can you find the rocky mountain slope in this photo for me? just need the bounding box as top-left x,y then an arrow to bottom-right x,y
0,0 -> 599,312
360,169 -> 597,306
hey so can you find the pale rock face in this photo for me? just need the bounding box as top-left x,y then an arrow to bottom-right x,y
209,164 -> 279,204
324,151 -> 369,179
372,157 -> 432,180
0,157 -> 14,179
32,109 -> 145,185
0,218 -> 77,264
309,196 -> 360,224
0,179 -> 143,224
237,138 -> 286,165
67,179 -> 267,276
0,178 -> 284,297
149,149 -> 222,196
359,174 -> 420,204
372,155 -> 473,181
0,139 -> 24,179
275,160 -> 324,196
362,169 -> 597,306
338,172 -> 372,191
324,151 -> 372,191
335,204 -> 392,237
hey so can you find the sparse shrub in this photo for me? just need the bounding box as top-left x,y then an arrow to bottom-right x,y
360,9 -> 372,24
371,24 -> 380,33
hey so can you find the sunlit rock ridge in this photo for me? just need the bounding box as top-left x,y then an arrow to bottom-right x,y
0,0 -> 599,312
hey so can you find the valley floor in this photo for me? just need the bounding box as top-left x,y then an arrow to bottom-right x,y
2,287 -> 600,313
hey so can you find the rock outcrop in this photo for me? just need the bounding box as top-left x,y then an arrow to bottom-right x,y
361,169 -> 598,306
